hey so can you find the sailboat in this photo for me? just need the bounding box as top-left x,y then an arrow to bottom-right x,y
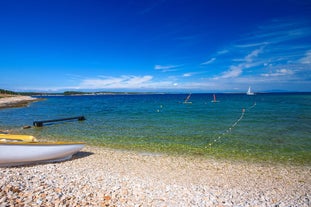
246,86 -> 254,95
211,94 -> 219,102
183,93 -> 192,104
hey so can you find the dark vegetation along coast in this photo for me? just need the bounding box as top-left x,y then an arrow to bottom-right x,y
0,89 -> 152,109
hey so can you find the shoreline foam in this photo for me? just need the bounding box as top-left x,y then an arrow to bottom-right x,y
1,145 -> 310,206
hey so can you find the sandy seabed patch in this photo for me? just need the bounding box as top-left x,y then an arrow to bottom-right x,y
0,145 -> 310,206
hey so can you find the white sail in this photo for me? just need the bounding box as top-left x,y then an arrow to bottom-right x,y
183,93 -> 192,104
246,87 -> 254,95
211,94 -> 219,102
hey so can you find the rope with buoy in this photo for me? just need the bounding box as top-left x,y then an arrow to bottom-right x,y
247,102 -> 256,110
207,102 -> 256,148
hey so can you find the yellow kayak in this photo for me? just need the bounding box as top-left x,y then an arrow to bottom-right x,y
0,134 -> 37,142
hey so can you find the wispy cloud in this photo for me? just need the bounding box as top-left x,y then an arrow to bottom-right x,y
244,48 -> 262,62
201,57 -> 216,65
209,18 -> 311,91
261,69 -> 294,77
217,50 -> 229,55
79,75 -> 153,89
299,50 -> 311,64
70,18 -> 310,92
218,65 -> 243,79
242,20 -> 311,46
19,19 -> 311,93
216,48 -> 264,79
183,70 -> 209,77
235,42 -> 269,48
154,64 -> 181,72
183,73 -> 193,77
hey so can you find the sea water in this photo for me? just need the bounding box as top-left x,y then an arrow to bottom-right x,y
0,93 -> 310,164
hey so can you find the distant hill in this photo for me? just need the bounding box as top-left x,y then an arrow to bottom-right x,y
0,89 -> 164,97
62,91 -> 165,95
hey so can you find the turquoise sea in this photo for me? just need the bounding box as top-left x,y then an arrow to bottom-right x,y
1,93 -> 310,165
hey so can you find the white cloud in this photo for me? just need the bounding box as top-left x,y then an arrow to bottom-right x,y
183,73 -> 192,77
245,48 -> 263,62
299,50 -> 311,64
154,64 -> 180,72
125,75 -> 153,85
217,50 -> 229,55
201,57 -> 216,65
261,69 -> 294,77
235,42 -> 269,48
243,20 -> 311,46
216,48 -> 263,79
218,65 -> 243,79
183,71 -> 208,77
74,75 -> 186,91
79,75 -> 153,89
15,19 -> 311,93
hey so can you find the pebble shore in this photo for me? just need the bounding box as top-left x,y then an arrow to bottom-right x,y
1,145 -> 310,206
0,96 -> 39,109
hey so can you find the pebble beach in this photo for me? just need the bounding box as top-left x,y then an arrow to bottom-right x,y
1,145 -> 310,207
0,96 -> 310,206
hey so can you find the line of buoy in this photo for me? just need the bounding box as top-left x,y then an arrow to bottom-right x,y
207,102 -> 256,148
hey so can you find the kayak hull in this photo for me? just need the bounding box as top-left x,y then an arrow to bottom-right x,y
0,142 -> 85,167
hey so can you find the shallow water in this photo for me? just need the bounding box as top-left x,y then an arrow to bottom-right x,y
1,93 -> 310,164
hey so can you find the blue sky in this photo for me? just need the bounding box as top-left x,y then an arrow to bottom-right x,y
0,0 -> 311,92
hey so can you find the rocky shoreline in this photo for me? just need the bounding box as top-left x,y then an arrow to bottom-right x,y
0,96 -> 40,109
0,145 -> 310,206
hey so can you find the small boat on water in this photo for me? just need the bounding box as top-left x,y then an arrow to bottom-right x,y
211,94 -> 219,103
0,134 -> 84,167
183,93 -> 192,104
246,86 -> 254,95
